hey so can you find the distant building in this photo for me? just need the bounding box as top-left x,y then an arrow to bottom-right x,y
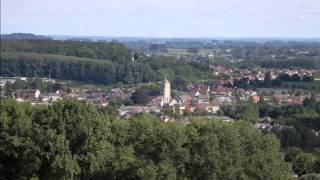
13,89 -> 41,102
161,77 -> 172,105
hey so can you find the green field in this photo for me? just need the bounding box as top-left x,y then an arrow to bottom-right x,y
167,48 -> 190,56
167,48 -> 214,57
198,49 -> 214,56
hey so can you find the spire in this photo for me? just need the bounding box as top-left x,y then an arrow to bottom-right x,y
160,97 -> 164,107
163,74 -> 171,104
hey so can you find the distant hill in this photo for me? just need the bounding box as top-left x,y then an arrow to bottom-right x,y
1,39 -> 131,62
1,33 -> 52,40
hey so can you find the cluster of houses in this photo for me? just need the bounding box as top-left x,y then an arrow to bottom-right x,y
210,66 -> 315,81
253,122 -> 320,137
2,70 -> 320,122
10,87 -> 133,107
119,77 -> 320,121
0,77 -> 56,87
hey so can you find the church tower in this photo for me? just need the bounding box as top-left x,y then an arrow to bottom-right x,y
163,76 -> 171,104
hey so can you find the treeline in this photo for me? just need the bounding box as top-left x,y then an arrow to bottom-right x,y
222,99 -> 320,176
1,78 -> 70,96
212,58 -> 320,70
1,39 -> 212,85
239,58 -> 320,69
1,39 -> 131,63
228,72 -> 315,90
259,59 -> 320,69
0,99 -> 292,179
1,33 -> 52,40
1,52 -> 211,85
1,52 -> 126,84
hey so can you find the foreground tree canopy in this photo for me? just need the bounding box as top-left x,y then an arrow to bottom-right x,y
0,99 -> 292,180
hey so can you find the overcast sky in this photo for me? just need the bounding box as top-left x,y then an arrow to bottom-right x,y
1,0 -> 320,38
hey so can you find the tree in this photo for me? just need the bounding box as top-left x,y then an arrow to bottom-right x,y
264,72 -> 272,87
157,68 -> 175,80
186,121 -> 292,180
277,128 -> 302,148
293,153 -> 317,176
0,99 -> 42,179
240,104 -> 260,122
130,89 -> 150,105
0,99 -> 113,179
172,76 -> 188,91
187,47 -> 199,54
302,76 -> 314,82
299,173 -> 320,180
303,95 -> 317,107
0,99 -> 293,179
234,78 -> 249,89
292,74 -> 302,82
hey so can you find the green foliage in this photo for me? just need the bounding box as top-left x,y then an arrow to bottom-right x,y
277,128 -> 302,148
1,52 -> 153,85
186,120 -> 292,180
299,173 -> 320,180
130,89 -> 151,105
222,104 -> 260,122
240,104 -> 260,122
293,153 -> 317,176
0,99 -> 293,179
0,100 -> 41,179
172,75 -> 189,91
1,51 -> 211,85
1,39 -> 131,62
3,78 -> 68,96
0,99 -> 112,179
256,102 -> 320,176
239,58 -> 320,69
157,68 -> 175,80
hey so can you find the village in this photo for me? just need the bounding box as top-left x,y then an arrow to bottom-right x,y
1,66 -> 320,125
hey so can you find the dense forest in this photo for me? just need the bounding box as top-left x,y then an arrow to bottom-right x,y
1,40 -> 212,85
0,99 -> 292,180
1,39 -> 131,62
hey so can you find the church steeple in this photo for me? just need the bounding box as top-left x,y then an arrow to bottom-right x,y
163,75 -> 171,104
164,72 -> 168,82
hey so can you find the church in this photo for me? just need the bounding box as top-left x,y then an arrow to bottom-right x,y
160,77 -> 177,107
159,77 -> 219,115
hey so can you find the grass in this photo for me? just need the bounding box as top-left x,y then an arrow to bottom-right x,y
198,49 -> 214,56
165,48 -> 215,57
167,48 -> 191,56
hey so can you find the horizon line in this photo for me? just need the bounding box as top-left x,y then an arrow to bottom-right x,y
2,32 -> 320,40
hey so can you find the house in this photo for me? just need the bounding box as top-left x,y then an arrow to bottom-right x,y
250,95 -> 261,103
42,93 -> 62,102
13,89 -> 41,102
255,73 -> 265,81
214,96 -> 233,105
196,94 -> 210,103
287,96 -> 305,105
119,105 -> 159,119
196,102 -> 220,113
212,86 -> 232,97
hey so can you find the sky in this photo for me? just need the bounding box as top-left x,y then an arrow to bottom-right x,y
1,0 -> 320,38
